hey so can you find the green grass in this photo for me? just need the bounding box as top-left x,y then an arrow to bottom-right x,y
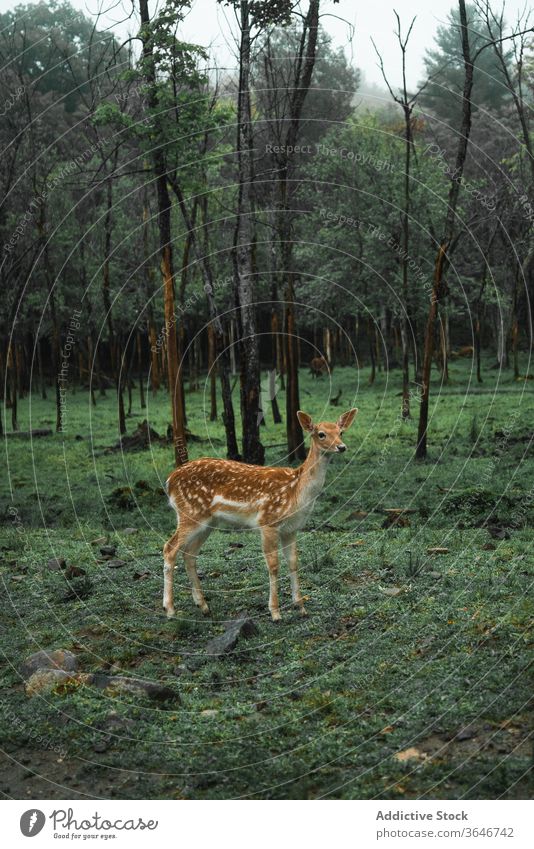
0,358 -> 533,799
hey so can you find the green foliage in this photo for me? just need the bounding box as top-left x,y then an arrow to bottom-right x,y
420,3 -> 511,123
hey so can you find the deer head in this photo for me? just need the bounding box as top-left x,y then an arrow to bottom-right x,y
297,408 -> 358,454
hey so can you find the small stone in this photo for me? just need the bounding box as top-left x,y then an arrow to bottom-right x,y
47,557 -> 66,571
206,615 -> 259,657
25,669 -> 75,696
201,709 -> 218,717
132,570 -> 150,580
222,615 -> 259,638
107,559 -> 127,569
92,674 -> 180,703
21,649 -> 78,680
65,565 -> 86,579
93,738 -> 111,753
100,545 -> 117,557
62,577 -> 93,602
122,528 -> 138,535
455,725 -> 477,741
380,586 -> 403,597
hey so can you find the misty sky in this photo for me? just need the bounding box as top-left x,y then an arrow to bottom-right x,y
0,0 -> 530,89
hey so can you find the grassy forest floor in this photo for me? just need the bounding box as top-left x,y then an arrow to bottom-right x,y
0,358 -> 533,799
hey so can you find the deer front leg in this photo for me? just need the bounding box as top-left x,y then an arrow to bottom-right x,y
281,531 -> 307,615
261,527 -> 281,622
163,528 -> 182,618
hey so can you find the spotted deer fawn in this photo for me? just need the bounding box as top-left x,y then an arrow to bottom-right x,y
163,408 -> 358,621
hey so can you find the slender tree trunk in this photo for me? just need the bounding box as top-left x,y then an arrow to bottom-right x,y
87,333 -> 97,406
137,330 -> 146,408
416,0 -> 473,459
233,2 -> 264,464
284,274 -> 305,459
474,317 -> 483,383
143,182 -> 161,395
400,102 -> 413,417
36,333 -> 47,400
368,319 -> 376,385
7,342 -> 17,431
270,287 -> 282,424
139,0 -> 187,466
117,333 -> 127,436
208,322 -> 217,421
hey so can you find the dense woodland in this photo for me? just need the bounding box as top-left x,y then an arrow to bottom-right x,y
1,0 -> 533,463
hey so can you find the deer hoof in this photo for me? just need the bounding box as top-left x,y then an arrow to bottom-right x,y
165,607 -> 176,619
271,609 -> 282,623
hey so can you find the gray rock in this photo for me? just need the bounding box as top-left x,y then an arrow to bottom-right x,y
223,615 -> 259,637
206,615 -> 259,657
21,649 -> 78,680
455,725 -> 477,742
92,713 -> 136,751
107,559 -> 127,569
46,557 -> 66,571
100,545 -> 117,557
91,673 -> 180,703
25,669 -> 75,696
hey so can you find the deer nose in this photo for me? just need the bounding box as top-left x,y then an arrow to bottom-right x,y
337,444 -> 346,453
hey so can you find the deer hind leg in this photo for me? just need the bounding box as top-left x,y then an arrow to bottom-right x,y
281,531 -> 307,615
183,524 -> 211,615
261,526 -> 281,622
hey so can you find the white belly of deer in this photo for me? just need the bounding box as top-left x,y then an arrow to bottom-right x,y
210,495 -> 263,529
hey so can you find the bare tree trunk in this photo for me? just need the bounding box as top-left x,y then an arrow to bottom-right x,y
284,275 -> 304,459
143,180 -> 160,395
117,332 -> 127,436
139,0 -> 187,466
265,0 -> 320,461
208,323 -> 217,421
416,0 -> 473,460
368,320 -> 376,385
270,283 -> 282,424
36,333 -> 47,400
7,342 -> 17,431
136,329 -> 146,408
233,1 -> 264,464
87,333 -> 97,406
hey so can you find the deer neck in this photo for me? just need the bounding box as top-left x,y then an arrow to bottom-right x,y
296,440 -> 330,505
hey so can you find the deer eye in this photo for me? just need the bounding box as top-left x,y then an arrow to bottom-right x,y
318,431 -> 326,439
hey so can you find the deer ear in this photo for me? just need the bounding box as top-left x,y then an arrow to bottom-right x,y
297,411 -> 314,433
337,408 -> 358,431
